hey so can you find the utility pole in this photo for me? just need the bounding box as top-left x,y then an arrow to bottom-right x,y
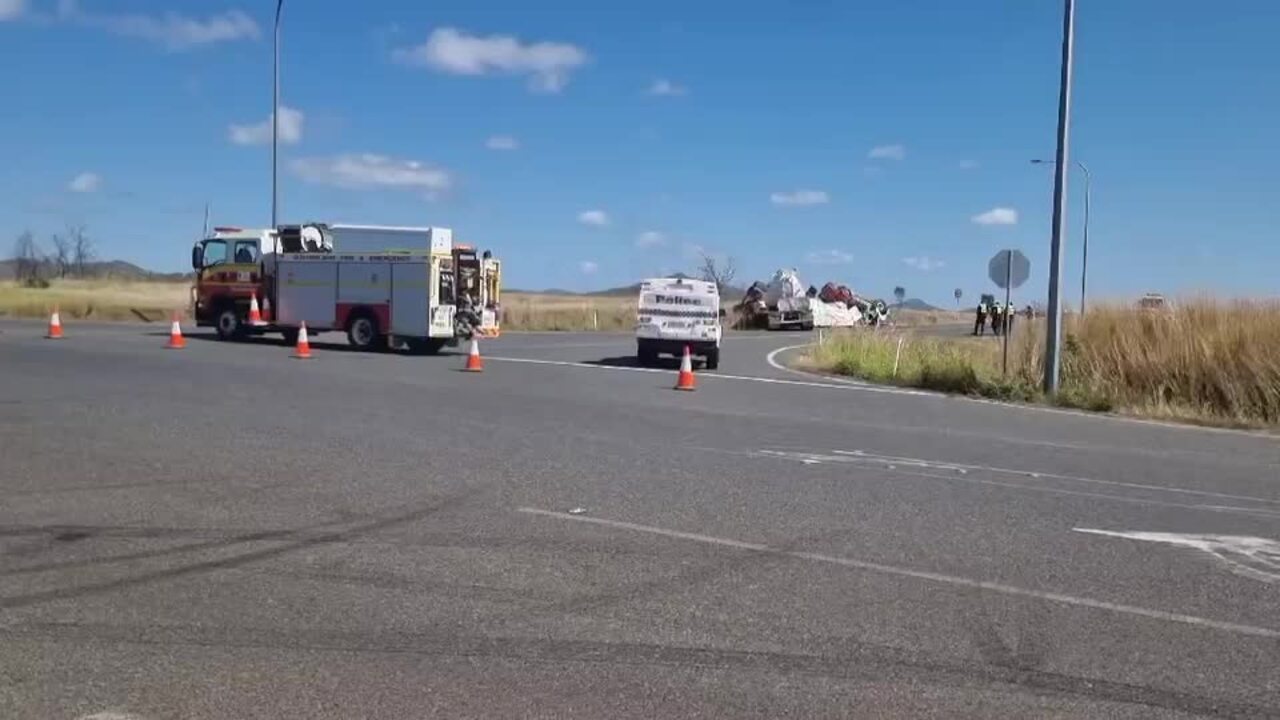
1043,0 -> 1076,395
271,0 -> 284,229
1031,158 -> 1092,316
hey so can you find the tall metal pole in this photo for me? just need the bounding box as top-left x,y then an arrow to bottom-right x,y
271,0 -> 283,229
1078,160 -> 1091,316
1043,0 -> 1076,395
1002,249 -> 1012,376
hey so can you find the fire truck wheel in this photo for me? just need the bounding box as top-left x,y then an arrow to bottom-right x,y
346,312 -> 382,351
214,306 -> 243,341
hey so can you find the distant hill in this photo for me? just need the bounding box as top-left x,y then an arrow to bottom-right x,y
896,298 -> 943,311
0,258 -> 190,282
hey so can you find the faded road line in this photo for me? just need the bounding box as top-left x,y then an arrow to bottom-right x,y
484,355 -> 927,395
518,507 -> 1280,641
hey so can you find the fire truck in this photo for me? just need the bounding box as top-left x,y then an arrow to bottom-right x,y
190,223 -> 501,352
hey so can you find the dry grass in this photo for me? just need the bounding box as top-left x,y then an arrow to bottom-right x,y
805,299 -> 1280,428
1029,300 -> 1280,426
501,292 -> 635,331
892,308 -> 969,327
0,279 -> 189,322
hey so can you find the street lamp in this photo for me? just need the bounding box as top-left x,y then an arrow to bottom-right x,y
271,0 -> 284,229
1032,157 -> 1091,315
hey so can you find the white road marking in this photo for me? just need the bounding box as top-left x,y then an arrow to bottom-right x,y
752,449 -> 1280,519
816,449 -> 1280,506
518,507 -> 1280,639
484,355 -> 928,395
1075,528 -> 1280,584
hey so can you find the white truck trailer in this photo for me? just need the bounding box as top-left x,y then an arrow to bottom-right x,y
635,277 -> 723,369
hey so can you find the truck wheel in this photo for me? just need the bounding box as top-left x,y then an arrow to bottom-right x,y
280,328 -> 299,346
214,306 -> 243,341
346,313 -> 382,351
704,348 -> 720,370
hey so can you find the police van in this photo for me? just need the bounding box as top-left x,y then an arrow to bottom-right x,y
635,277 -> 723,369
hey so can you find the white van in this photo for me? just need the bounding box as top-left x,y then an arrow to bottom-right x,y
635,277 -> 723,369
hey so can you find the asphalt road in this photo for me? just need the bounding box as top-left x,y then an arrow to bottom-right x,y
2,319 -> 1279,719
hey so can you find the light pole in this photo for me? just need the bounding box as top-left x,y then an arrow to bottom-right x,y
271,0 -> 284,229
1042,0 -> 1076,396
1032,158 -> 1091,315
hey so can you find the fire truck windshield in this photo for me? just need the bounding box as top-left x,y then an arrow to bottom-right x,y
200,239 -> 228,268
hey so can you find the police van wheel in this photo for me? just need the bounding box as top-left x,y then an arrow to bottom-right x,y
704,349 -> 720,371
215,306 -> 242,341
637,342 -> 658,367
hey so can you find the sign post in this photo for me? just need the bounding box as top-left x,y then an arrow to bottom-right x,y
988,249 -> 1031,376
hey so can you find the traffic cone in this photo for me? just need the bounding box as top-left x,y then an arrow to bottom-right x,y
292,322 -> 313,359
674,345 -> 696,391
248,293 -> 266,326
45,307 -> 64,339
261,295 -> 273,323
462,337 -> 483,372
165,312 -> 186,349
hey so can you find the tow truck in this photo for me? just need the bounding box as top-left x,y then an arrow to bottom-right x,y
190,223 -> 501,352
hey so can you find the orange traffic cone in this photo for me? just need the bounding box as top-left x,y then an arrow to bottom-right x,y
248,293 -> 266,326
261,295 -> 273,323
292,322 -> 313,359
674,345 -> 696,391
165,313 -> 186,349
462,337 -> 483,372
45,307 -> 64,339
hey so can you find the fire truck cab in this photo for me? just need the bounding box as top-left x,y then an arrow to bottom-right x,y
191,223 -> 501,353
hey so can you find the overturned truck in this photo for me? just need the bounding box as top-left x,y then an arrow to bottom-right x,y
735,269 -> 888,330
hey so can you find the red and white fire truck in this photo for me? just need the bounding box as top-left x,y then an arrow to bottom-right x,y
190,223 -> 501,353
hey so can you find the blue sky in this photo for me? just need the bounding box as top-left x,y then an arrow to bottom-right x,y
1,0 -> 1277,305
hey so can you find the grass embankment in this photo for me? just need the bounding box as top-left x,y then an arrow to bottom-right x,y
0,279 -> 188,322
501,292 -> 635,331
805,300 -> 1280,428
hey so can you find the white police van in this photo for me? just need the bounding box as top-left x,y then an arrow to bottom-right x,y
635,277 -> 723,369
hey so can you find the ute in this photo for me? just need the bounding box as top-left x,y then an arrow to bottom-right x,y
191,223 -> 502,352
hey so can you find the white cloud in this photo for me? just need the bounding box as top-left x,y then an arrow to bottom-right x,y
0,0 -> 26,22
579,260 -> 599,275
577,209 -> 609,227
291,154 -> 452,198
228,106 -> 304,146
806,249 -> 853,265
867,144 -> 905,161
958,159 -> 980,170
485,134 -> 519,150
903,255 -> 945,272
635,231 -> 666,248
647,78 -> 687,96
57,0 -> 260,51
770,189 -> 829,207
394,27 -> 588,93
68,171 -> 101,193
971,207 -> 1018,226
